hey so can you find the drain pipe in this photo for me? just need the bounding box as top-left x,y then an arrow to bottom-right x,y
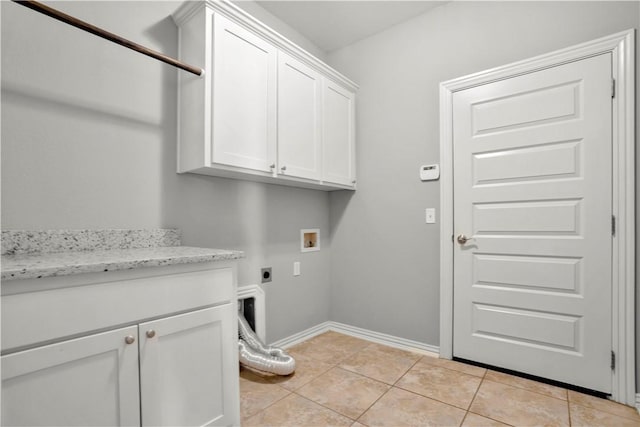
238,312 -> 296,375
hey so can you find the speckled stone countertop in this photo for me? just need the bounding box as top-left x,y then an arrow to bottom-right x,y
1,229 -> 244,281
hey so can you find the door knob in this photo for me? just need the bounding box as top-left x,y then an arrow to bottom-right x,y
457,234 -> 470,244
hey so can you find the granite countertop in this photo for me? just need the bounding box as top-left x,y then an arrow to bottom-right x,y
1,229 -> 244,281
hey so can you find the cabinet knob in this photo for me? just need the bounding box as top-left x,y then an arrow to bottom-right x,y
281,166 -> 287,172
125,335 -> 135,345
146,330 -> 156,339
352,180 -> 356,185
270,163 -> 275,169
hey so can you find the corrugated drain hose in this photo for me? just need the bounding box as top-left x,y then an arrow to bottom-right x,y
238,312 -> 295,375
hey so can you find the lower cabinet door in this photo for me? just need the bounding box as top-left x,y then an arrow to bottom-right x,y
1,326 -> 141,426
139,304 -> 239,427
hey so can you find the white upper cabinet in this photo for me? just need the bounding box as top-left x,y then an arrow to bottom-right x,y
212,14 -> 277,172
323,80 -> 356,186
173,1 -> 358,191
277,52 -> 322,181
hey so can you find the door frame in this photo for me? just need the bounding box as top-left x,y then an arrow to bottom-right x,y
439,30 -> 635,405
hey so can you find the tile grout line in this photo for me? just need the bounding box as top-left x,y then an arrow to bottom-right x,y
389,357 -> 485,413
465,367 -> 486,410
291,386 -> 364,423
350,349 -> 425,424
466,410 -> 517,427
481,377 -> 569,403
567,399 -> 640,423
463,368 -> 512,425
420,358 -> 488,379
240,380 -> 293,423
468,371 -> 518,427
290,341 -> 394,424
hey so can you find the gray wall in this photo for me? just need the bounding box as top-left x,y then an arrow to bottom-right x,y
327,0 -> 639,378
1,0 -> 331,343
232,0 -> 328,62
3,0 -> 639,385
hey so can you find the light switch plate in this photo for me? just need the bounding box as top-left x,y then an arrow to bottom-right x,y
425,208 -> 436,224
293,262 -> 301,276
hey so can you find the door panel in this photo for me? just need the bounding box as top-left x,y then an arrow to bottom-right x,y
2,326 -> 140,426
471,80 -> 581,134
453,53 -> 612,392
473,254 -> 581,293
472,139 -> 582,185
277,52 -> 322,180
322,81 -> 355,186
139,305 -> 238,427
212,13 -> 276,172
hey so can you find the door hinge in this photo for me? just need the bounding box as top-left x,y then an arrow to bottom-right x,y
612,79 -> 616,98
611,351 -> 616,370
612,215 -> 616,236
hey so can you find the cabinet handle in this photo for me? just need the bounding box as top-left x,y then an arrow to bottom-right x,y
146,330 -> 156,339
125,335 -> 135,345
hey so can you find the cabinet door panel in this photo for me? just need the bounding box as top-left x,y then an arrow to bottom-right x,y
278,52 -> 322,180
139,305 -> 239,427
323,81 -> 356,186
212,13 -> 276,172
2,326 -> 140,427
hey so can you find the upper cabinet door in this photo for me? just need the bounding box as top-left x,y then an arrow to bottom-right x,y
212,13 -> 277,172
277,52 -> 322,181
322,80 -> 356,187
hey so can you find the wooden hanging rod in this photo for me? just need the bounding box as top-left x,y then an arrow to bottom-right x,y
12,0 -> 204,76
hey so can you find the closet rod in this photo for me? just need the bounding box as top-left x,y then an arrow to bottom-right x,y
12,0 -> 204,76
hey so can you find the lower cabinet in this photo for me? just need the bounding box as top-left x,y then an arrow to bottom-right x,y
1,265 -> 240,426
2,326 -> 141,426
139,305 -> 237,427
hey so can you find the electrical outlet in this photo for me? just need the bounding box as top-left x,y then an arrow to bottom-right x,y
261,267 -> 272,283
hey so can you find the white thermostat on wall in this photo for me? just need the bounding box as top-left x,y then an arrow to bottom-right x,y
420,164 -> 440,181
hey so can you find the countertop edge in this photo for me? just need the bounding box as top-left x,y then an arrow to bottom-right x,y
1,248 -> 245,281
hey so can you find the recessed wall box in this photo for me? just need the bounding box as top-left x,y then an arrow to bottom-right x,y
420,164 -> 440,181
301,229 -> 320,252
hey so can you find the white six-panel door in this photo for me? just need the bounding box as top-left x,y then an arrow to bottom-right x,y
452,53 -> 613,392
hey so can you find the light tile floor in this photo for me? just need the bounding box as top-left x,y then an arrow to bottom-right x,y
240,331 -> 640,426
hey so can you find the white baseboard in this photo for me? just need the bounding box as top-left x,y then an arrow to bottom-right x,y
636,393 -> 640,414
271,321 -> 439,357
329,322 -> 440,356
270,321 -> 333,349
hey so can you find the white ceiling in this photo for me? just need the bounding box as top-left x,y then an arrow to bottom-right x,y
256,1 -> 446,53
